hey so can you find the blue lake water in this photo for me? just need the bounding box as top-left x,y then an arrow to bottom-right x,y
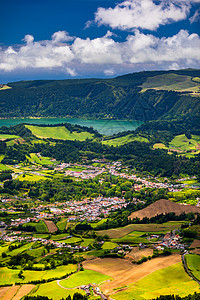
0,118 -> 143,135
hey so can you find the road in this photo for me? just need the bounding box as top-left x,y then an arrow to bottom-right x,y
182,253 -> 200,285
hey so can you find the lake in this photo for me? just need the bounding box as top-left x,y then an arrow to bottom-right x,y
0,118 -> 143,135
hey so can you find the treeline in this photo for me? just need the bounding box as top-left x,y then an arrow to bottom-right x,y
151,292 -> 200,300
24,294 -> 88,300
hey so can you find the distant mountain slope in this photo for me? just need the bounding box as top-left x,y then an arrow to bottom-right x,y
129,199 -> 200,219
0,69 -> 199,121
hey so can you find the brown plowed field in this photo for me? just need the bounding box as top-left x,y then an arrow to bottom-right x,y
12,285 -> 35,300
43,220 -> 58,233
83,254 -> 181,295
1,285 -> 20,300
129,199 -> 200,220
125,247 -> 153,261
0,287 -> 10,299
189,239 -> 200,254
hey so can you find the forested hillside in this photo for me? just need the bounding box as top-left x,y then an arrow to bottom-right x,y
0,69 -> 199,121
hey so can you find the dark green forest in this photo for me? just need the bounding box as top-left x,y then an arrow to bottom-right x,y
0,69 -> 199,121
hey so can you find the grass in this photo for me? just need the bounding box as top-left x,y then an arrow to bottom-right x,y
102,134 -> 149,146
25,125 -> 94,141
169,134 -> 200,152
89,219 -> 107,228
113,263 -> 199,300
97,222 -> 184,239
61,269 -> 110,288
80,238 -> 94,247
140,74 -> 200,93
23,221 -> 48,233
56,218 -> 68,231
0,163 -> 11,170
153,143 -> 168,150
17,173 -> 47,181
0,134 -> 20,140
185,254 -> 200,281
32,281 -> 84,300
102,242 -> 118,250
28,153 -> 54,165
112,231 -> 150,244
57,237 -> 82,244
0,265 -> 76,285
0,85 -> 12,90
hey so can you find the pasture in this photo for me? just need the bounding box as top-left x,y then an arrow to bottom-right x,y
169,134 -> 200,153
113,263 -> 199,299
185,254 -> 200,281
102,135 -> 149,146
56,218 -> 68,231
83,255 -> 181,295
60,269 -> 110,288
0,134 -> 20,140
0,265 -> 76,285
140,74 -> 200,93
97,222 -> 183,239
32,281 -> 84,300
25,125 -> 94,141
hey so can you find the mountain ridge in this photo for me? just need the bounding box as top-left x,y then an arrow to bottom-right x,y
0,69 -> 199,121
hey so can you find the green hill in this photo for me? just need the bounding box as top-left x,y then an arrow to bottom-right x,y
0,69 -> 199,121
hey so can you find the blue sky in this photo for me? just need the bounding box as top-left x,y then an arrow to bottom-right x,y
0,0 -> 200,83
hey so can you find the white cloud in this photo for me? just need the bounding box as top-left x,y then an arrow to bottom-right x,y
0,32 -> 74,72
104,69 -> 115,76
72,32 -> 123,64
94,0 -> 191,31
189,9 -> 200,23
0,30 -> 200,76
66,67 -> 77,76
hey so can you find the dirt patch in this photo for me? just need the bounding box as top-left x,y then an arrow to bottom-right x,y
1,285 -> 20,300
125,247 -> 153,261
83,254 -> 181,295
189,239 -> 200,254
12,284 -> 35,300
129,199 -> 200,220
0,287 -> 10,299
43,220 -> 58,233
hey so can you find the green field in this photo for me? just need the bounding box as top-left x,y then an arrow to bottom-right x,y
89,219 -> 107,228
97,222 -> 184,239
168,189 -> 200,205
0,134 -> 20,139
185,254 -> 200,281
57,237 -> 82,244
80,238 -> 94,247
169,134 -> 200,152
0,163 -> 11,170
113,263 -> 199,300
28,153 -> 54,165
17,173 -> 48,182
112,231 -> 151,244
25,125 -> 94,141
140,74 -> 200,92
23,220 -> 48,233
32,281 -> 84,300
60,269 -> 110,288
0,265 -> 76,285
56,218 -> 68,231
153,143 -> 168,150
102,134 -> 149,146
102,241 -> 118,250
